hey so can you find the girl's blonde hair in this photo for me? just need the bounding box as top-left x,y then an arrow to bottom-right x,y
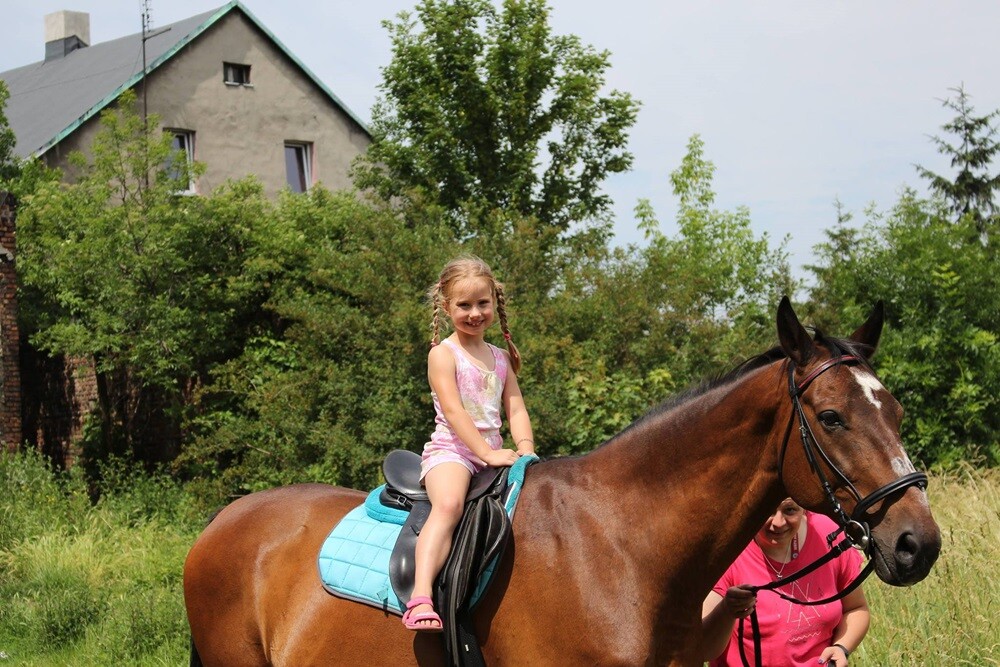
428,255 -> 522,374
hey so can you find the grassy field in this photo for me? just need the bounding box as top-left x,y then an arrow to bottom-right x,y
0,452 -> 997,665
860,465 -> 1000,666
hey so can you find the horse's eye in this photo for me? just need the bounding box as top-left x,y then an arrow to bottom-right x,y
818,410 -> 844,429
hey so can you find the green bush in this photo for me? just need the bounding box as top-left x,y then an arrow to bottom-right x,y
807,194 -> 1000,466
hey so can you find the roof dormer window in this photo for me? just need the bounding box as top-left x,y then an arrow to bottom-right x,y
223,62 -> 251,86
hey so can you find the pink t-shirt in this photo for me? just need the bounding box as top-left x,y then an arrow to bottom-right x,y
710,512 -> 863,667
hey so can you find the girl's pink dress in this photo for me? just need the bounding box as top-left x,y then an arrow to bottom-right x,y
420,339 -> 508,480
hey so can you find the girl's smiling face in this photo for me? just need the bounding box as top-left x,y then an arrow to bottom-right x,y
445,277 -> 495,338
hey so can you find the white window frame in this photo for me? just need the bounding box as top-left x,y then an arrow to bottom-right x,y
166,129 -> 196,194
223,62 -> 252,86
284,142 -> 313,193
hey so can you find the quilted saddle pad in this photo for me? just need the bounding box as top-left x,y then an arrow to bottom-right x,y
317,454 -> 537,616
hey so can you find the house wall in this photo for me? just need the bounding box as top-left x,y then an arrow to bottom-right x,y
46,9 -> 370,197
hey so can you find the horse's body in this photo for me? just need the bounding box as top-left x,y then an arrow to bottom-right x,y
184,300 -> 941,666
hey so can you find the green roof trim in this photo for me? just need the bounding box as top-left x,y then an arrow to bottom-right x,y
35,1 -> 369,157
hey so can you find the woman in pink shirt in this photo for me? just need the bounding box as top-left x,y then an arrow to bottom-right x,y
701,498 -> 870,666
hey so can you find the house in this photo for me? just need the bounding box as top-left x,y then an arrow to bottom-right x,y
0,2 -> 372,459
0,1 -> 371,196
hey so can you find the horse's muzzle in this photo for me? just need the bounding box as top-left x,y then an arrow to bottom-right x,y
876,524 -> 941,586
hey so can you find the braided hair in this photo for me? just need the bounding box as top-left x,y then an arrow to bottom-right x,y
427,255 -> 522,374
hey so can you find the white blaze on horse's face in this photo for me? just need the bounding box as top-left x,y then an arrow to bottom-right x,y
849,367 -> 885,410
848,366 -> 926,500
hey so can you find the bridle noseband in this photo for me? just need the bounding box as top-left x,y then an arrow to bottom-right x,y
738,354 -> 928,667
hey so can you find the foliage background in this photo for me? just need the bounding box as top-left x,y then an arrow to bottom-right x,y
1,1 -> 999,662
4,1 -> 997,497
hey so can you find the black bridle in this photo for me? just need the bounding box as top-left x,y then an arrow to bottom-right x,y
737,354 -> 928,667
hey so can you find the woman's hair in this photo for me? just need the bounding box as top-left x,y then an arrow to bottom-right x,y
428,255 -> 522,374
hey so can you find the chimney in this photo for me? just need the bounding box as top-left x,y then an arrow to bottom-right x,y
44,11 -> 90,61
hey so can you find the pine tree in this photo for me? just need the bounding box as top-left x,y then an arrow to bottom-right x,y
915,84 -> 1000,239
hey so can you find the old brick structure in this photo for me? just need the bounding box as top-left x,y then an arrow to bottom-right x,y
0,192 -> 99,465
0,191 -> 21,452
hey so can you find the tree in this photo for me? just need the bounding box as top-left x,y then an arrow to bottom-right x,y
915,84 -> 1000,239
636,135 -> 795,377
518,136 -> 793,455
17,91 -> 267,465
180,189 -> 456,493
802,199 -> 872,332
353,0 -> 639,242
805,190 -> 1000,467
0,80 -> 19,181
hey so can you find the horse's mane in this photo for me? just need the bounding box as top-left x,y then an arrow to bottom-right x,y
605,331 -> 875,445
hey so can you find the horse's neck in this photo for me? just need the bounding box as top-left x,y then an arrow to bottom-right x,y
564,362 -> 792,612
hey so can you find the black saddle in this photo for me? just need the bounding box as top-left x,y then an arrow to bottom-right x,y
381,449 -> 502,510
381,449 -> 512,667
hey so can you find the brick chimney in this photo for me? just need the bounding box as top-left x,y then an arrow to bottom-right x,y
44,10 -> 90,61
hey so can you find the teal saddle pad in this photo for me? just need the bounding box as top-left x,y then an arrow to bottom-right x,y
317,454 -> 537,615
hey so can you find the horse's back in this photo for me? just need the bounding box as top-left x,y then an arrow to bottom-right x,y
184,484 -> 351,665
185,483 -> 449,666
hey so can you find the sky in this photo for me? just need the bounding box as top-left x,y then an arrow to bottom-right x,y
3,0 -> 1000,276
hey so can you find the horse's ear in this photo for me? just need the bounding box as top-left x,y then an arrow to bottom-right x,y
848,300 -> 885,358
777,296 -> 815,366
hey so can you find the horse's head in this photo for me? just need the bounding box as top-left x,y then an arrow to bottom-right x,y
775,297 -> 941,586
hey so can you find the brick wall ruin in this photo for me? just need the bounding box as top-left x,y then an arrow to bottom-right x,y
0,191 -> 21,452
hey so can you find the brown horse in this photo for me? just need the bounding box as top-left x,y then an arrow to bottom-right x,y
184,299 -> 941,666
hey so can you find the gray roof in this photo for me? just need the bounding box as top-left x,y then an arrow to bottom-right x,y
1,1 -> 369,159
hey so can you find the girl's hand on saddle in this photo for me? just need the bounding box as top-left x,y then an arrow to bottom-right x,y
723,585 -> 756,618
483,448 -> 520,468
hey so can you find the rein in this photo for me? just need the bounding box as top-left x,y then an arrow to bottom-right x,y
737,355 -> 928,667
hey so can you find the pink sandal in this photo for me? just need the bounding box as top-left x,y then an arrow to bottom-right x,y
401,595 -> 443,632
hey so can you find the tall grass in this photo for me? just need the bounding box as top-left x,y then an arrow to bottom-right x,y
0,451 -> 204,666
1,451 -> 997,664
860,465 -> 1000,666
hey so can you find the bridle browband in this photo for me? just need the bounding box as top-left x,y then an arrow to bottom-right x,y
737,353 -> 928,667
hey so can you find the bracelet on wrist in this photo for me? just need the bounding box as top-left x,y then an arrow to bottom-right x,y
516,438 -> 534,447
833,643 -> 850,658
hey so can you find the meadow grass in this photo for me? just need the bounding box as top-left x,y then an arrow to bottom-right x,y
860,465 -> 1000,666
0,451 -> 997,665
0,451 -> 202,666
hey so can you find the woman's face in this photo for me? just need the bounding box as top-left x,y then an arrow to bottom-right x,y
756,498 -> 804,548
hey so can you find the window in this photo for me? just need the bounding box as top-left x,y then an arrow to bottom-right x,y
165,129 -> 196,193
223,62 -> 251,86
284,142 -> 313,193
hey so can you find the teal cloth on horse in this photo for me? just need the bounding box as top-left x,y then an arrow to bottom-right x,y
318,454 -> 537,615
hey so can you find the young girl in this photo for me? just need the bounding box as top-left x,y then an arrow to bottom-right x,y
401,255 -> 536,632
